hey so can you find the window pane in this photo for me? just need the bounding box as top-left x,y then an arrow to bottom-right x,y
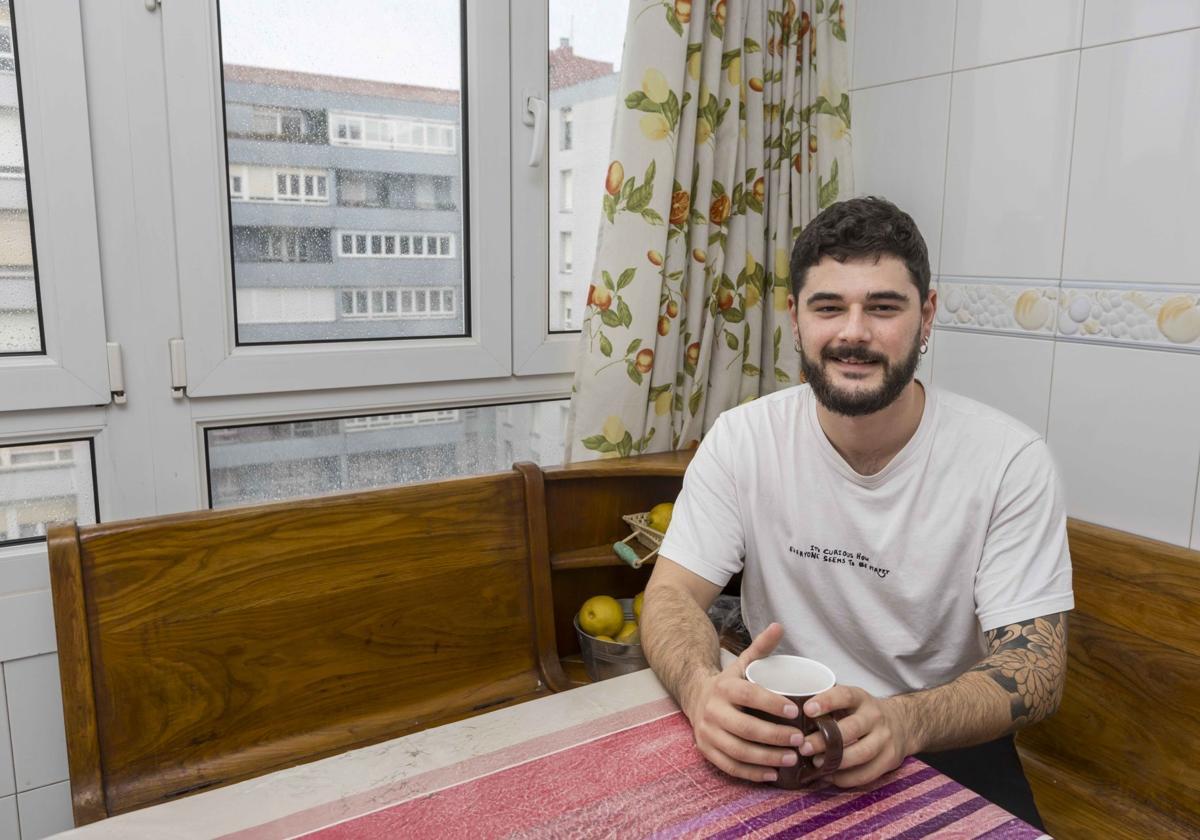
547,6 -> 626,332
0,1 -> 42,354
0,439 -> 98,545
220,0 -> 466,344
205,400 -> 570,508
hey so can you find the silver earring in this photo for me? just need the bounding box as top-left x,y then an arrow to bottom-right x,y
920,338 -> 929,355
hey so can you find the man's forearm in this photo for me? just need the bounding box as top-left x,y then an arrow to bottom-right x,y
892,613 -> 1068,755
641,582 -> 722,718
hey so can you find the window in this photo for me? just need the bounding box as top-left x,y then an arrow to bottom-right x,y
560,231 -> 573,273
341,286 -> 455,320
249,106 -> 306,139
330,112 -> 456,154
205,400 -> 569,509
560,107 -> 572,151
0,23 -> 12,73
0,439 -> 98,547
560,169 -> 573,211
274,168 -> 327,203
235,288 -> 336,324
337,231 -> 455,258
561,291 -> 573,330
228,165 -> 246,200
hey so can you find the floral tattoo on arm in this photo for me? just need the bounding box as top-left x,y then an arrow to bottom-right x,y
970,613 -> 1068,730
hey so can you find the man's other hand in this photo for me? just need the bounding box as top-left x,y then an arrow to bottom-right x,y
682,622 -> 808,783
799,686 -> 915,787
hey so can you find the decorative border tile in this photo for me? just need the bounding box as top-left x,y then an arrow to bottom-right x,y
932,277 -> 1200,354
934,277 -> 1058,337
1056,283 -> 1200,351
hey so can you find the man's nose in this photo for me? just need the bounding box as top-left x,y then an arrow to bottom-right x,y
837,306 -> 871,343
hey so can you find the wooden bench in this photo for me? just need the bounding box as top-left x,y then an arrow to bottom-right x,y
46,453 -> 691,826
47,463 -> 575,825
1016,520 -> 1200,838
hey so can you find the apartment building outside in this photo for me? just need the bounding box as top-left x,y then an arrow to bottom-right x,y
223,63 -> 466,343
548,39 -> 618,332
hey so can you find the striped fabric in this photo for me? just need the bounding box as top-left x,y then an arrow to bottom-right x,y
274,708 -> 1043,839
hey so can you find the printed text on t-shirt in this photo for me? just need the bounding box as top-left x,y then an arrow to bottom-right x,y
789,544 -> 891,579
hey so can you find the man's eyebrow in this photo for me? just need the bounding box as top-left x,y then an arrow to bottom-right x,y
805,290 -> 911,305
866,291 -> 910,303
805,291 -> 844,305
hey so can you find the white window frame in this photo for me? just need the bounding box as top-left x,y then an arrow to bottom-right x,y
337,230 -> 455,259
162,1 -> 512,397
510,1 -> 576,374
0,0 -> 109,412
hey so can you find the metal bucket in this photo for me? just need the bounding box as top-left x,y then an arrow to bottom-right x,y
573,597 -> 649,681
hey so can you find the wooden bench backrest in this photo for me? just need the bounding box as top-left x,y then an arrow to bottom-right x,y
48,465 -> 565,824
1017,520 -> 1200,836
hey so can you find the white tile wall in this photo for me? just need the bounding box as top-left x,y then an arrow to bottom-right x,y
953,0 -> 1084,70
1047,342 -> 1200,546
1082,0 -> 1200,47
940,52 -> 1079,279
851,76 -> 952,273
853,3 -> 1200,549
852,0 -> 956,89
0,795 -> 18,840
0,553 -> 50,598
1062,28 -> 1200,285
0,669 -> 13,800
932,330 -> 1054,437
16,783 -> 72,840
0,591 -> 56,664
3,656 -> 68,794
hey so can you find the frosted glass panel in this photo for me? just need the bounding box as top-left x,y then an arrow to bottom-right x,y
206,400 -> 570,508
0,440 -> 97,545
547,1 -> 628,332
218,0 -> 466,344
0,0 -> 41,355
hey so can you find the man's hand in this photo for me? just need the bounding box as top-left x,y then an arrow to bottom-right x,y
798,686 -> 915,788
683,623 -> 809,783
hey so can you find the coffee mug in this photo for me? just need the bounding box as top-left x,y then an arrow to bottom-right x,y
744,655 -> 843,789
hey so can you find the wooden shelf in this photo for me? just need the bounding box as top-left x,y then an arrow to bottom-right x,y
550,542 -> 657,570
560,655 -> 592,686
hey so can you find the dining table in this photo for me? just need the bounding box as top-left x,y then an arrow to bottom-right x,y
53,660 -> 1051,839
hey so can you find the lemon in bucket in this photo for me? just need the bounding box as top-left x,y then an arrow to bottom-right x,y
577,595 -> 624,639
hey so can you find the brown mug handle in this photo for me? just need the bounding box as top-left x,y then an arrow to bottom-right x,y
814,714 -> 843,775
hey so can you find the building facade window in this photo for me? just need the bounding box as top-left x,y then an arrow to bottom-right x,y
560,107 -> 572,150
329,112 -> 456,154
250,106 -> 307,139
0,24 -> 12,72
343,410 -> 459,431
227,165 -> 328,204
559,231 -> 573,273
560,169 -> 573,211
337,231 -> 455,259
341,286 -> 456,320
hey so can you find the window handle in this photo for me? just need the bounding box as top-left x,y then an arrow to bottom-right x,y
523,92 -> 547,167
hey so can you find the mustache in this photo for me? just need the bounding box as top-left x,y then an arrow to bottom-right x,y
822,346 -> 887,365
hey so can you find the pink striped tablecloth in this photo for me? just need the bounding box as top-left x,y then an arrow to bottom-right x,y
227,696 -> 1045,840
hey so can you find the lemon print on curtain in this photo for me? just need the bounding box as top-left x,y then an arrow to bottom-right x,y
567,0 -> 853,462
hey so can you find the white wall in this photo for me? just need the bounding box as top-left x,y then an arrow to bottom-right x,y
851,0 -> 1200,550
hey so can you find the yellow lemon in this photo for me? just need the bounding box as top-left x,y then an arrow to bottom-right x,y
640,113 -> 670,140
578,595 -> 625,638
616,621 -> 640,645
647,501 -> 674,534
687,50 -> 702,81
601,415 -> 626,445
633,591 -> 645,621
642,68 -> 671,104
593,635 -> 615,643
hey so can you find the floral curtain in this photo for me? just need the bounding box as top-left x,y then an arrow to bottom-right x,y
566,0 -> 853,461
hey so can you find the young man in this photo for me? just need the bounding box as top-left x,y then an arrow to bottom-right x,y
641,197 -> 1073,828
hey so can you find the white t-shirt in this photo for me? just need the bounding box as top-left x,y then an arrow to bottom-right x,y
659,382 -> 1075,698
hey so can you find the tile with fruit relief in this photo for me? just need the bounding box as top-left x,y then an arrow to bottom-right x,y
934,277 -> 1058,337
1056,283 -> 1200,352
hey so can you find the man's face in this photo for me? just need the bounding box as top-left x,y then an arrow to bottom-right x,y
788,256 -> 936,417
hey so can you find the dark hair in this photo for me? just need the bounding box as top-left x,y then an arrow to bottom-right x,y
790,197 -> 931,303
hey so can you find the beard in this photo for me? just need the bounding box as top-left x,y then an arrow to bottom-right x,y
799,330 -> 922,417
